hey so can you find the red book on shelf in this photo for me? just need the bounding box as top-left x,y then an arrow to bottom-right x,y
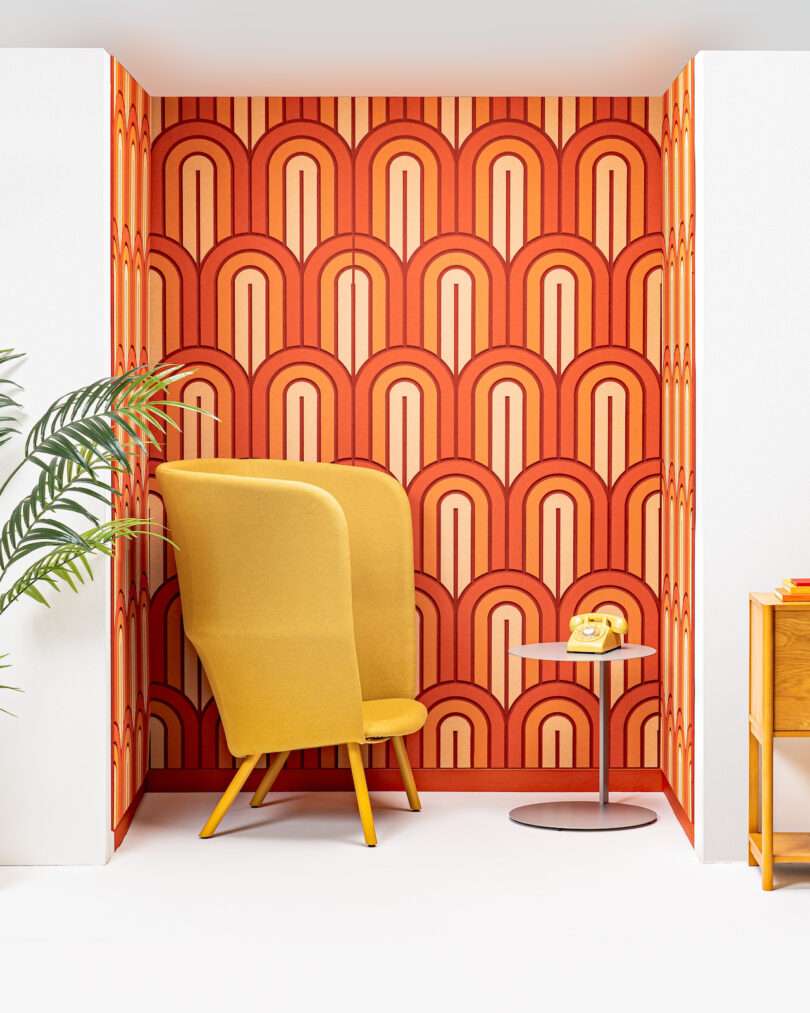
789,578 -> 810,586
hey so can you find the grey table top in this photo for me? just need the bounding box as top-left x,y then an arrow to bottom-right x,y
509,641 -> 656,662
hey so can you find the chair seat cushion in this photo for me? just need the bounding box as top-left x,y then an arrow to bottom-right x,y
361,698 -> 427,740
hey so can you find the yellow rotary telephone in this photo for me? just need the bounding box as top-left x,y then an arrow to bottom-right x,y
566,612 -> 628,654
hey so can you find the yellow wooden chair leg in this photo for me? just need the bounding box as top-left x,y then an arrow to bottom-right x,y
250,750 -> 290,807
199,753 -> 261,839
392,735 -> 421,812
346,742 -> 377,846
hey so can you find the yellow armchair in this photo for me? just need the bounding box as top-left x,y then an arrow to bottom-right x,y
157,458 -> 427,846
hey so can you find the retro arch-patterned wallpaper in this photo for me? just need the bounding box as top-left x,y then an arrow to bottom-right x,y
111,59 -> 151,837
143,93 -> 669,795
661,62 -> 695,834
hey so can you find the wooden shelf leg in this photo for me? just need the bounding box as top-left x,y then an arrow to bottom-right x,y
762,734 -> 774,891
748,731 -> 760,867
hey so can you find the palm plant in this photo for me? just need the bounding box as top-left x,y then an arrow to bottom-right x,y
0,348 -> 207,714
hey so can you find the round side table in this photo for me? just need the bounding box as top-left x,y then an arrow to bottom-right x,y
508,642 -> 657,831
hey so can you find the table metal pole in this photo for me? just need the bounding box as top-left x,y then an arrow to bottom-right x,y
599,660 -> 609,805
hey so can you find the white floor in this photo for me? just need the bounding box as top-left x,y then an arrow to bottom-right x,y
2,790 -> 809,1010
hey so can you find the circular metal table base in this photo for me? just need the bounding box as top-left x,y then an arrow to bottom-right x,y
509,801 -> 658,832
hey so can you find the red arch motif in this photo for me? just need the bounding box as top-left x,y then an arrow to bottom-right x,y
507,682 -> 597,768
508,459 -> 609,581
612,235 -> 665,356
405,235 -> 508,351
157,347 -> 251,461
414,573 -> 455,688
456,570 -> 557,697
509,234 -> 610,356
148,236 -> 199,358
560,120 -> 662,246
418,683 -> 506,768
354,347 -> 456,468
302,235 -> 405,356
250,121 -> 353,245
457,347 -> 558,475
560,346 -> 660,482
409,459 -> 507,584
355,121 -> 456,239
151,121 -> 250,253
199,234 -> 301,355
458,121 -> 560,244
251,347 -> 352,460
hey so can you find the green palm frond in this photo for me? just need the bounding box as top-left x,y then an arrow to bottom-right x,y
0,352 -> 216,704
0,517 -> 168,616
0,348 -> 24,450
19,362 -> 204,482
0,359 -> 212,581
0,654 -> 21,716
0,449 -> 116,568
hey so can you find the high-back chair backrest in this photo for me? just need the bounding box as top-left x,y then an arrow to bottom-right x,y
161,459 -> 418,703
157,462 -> 366,757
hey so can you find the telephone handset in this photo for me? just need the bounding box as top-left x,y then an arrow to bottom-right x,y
566,612 -> 628,654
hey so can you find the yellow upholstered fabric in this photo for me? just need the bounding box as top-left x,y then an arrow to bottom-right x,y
157,458 -> 426,845
163,458 -> 417,702
362,699 -> 428,739
158,465 -> 365,757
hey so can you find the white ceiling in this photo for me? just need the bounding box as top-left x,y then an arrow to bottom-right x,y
3,0 -> 810,96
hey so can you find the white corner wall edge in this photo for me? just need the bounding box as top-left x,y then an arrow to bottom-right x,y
694,50 -> 810,862
0,48 -> 113,864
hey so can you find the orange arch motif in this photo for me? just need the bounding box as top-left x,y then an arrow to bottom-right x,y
159,348 -> 251,461
507,683 -> 597,768
560,122 -> 661,261
456,571 -> 557,703
414,574 -> 455,689
457,347 -> 558,483
251,348 -> 352,461
508,460 -> 609,592
302,236 -> 404,365
560,348 -> 660,485
354,348 -> 455,479
250,122 -> 353,259
418,684 -> 506,768
199,235 -> 301,365
410,460 -> 507,596
610,460 -> 661,592
355,122 -> 456,256
612,236 -> 664,363
457,122 -> 560,256
509,235 -> 611,364
148,237 -> 199,359
151,122 -> 250,261
406,236 -> 508,360
149,699 -> 185,769
617,688 -> 660,768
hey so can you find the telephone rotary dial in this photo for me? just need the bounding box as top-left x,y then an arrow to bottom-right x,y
566,612 -> 628,654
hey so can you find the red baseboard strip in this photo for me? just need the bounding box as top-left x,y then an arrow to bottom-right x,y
661,775 -> 695,845
113,779 -> 146,850
147,767 -> 663,793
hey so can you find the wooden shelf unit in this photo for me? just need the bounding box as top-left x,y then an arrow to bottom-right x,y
749,592 -> 810,890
